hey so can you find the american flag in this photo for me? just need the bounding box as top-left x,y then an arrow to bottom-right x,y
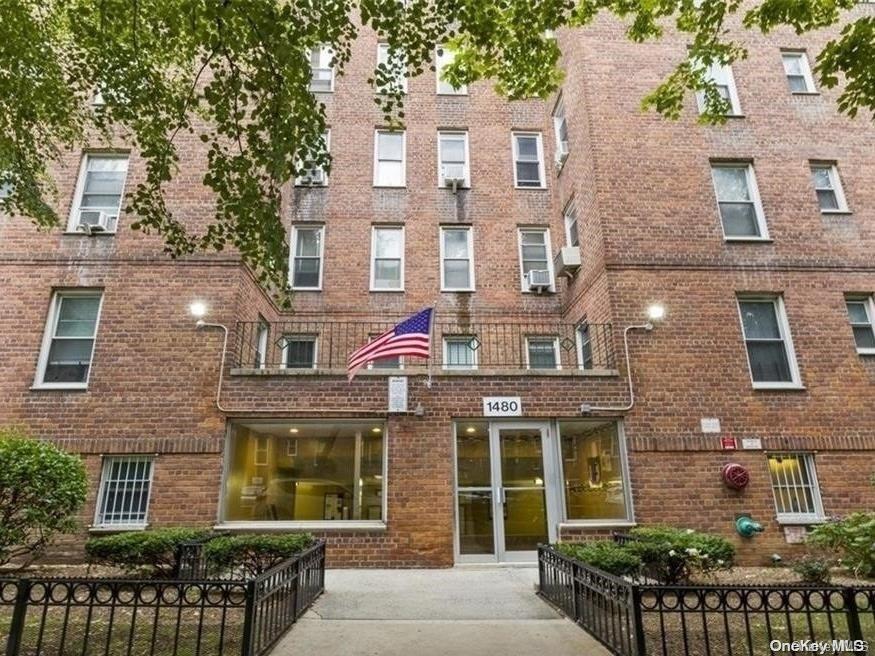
347,308 -> 433,381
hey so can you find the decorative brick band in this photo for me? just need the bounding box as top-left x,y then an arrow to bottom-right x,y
42,436 -> 224,455
629,434 -> 875,452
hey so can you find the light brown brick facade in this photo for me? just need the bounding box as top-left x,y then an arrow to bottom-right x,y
1,13 -> 873,567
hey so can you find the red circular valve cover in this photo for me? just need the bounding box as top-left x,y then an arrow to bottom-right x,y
721,463 -> 750,490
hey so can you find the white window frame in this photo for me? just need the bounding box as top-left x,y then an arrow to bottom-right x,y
517,227 -> 556,292
255,320 -> 270,369
93,456 -> 155,530
766,452 -> 825,524
710,162 -> 769,241
525,336 -> 562,370
280,334 -> 319,370
442,336 -> 479,370
846,295 -> 875,355
563,200 -> 579,247
435,45 -> 467,95
439,226 -> 475,292
552,96 -> 569,163
308,45 -> 335,93
370,225 -> 405,292
254,436 -> 269,466
367,331 -> 405,370
810,162 -> 849,213
736,296 -> 802,389
295,130 -> 330,187
696,63 -> 742,116
376,43 -> 407,94
437,131 -> 470,188
66,153 -> 130,233
289,225 -> 325,290
575,323 -> 595,370
781,51 -> 817,94
511,132 -> 546,189
373,130 -> 406,188
34,289 -> 104,390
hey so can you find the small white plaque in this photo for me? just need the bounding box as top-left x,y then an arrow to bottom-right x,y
388,376 -> 408,413
741,437 -> 763,450
700,418 -> 721,433
483,396 -> 523,417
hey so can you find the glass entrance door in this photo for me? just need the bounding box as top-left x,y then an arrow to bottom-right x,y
455,421 -> 558,563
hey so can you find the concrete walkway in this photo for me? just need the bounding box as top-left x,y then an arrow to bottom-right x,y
272,567 -> 611,656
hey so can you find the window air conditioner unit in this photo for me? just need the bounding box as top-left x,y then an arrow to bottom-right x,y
299,168 -> 325,186
553,246 -> 581,277
442,164 -> 467,190
77,210 -> 111,234
557,140 -> 569,162
526,269 -> 552,292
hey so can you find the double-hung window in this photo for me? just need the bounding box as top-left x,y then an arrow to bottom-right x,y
438,131 -> 470,188
526,337 -> 560,370
443,336 -> 478,370
0,173 -> 11,200
371,226 -> 404,291
95,457 -> 154,528
512,133 -> 545,188
376,43 -> 407,93
440,227 -> 475,291
781,51 -> 816,94
435,46 -> 467,95
281,334 -> 318,369
309,46 -> 334,93
564,202 -> 579,247
374,130 -> 406,187
767,453 -> 824,523
369,332 -> 402,369
846,296 -> 875,354
697,63 -> 742,116
290,225 -> 324,290
254,320 -> 270,369
553,97 -> 569,163
295,130 -> 330,187
810,163 -> 848,213
711,163 -> 768,239
518,228 -> 554,292
68,154 -> 129,233
737,296 -> 801,388
576,324 -> 594,369
36,290 -> 103,388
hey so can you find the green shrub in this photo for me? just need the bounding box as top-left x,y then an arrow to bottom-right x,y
0,428 -> 88,568
807,513 -> 875,578
627,526 -> 735,584
555,541 -> 642,577
85,528 -> 211,577
203,534 -> 315,578
792,555 -> 832,584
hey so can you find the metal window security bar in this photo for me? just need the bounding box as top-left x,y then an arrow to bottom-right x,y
766,452 -> 821,519
95,456 -> 153,526
233,320 -> 616,372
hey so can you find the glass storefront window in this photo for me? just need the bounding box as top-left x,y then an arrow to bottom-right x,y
559,420 -> 629,521
223,420 -> 385,523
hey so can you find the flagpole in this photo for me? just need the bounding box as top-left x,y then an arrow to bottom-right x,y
426,305 -> 436,389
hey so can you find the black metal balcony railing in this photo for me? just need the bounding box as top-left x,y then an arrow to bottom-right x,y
232,320 -> 616,372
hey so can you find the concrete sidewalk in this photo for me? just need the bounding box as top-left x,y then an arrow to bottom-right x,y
272,567 -> 611,656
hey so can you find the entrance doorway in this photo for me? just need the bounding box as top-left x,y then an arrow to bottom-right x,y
454,421 -> 561,563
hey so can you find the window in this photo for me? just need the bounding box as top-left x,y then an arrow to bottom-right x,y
370,226 -> 404,291
782,51 -> 816,94
35,290 -> 103,388
518,228 -> 554,291
435,46 -> 467,94
68,154 -> 129,233
376,43 -> 407,93
810,163 -> 848,213
255,320 -> 270,369
290,226 -> 324,290
443,336 -> 478,370
95,457 -> 154,528
846,296 -> 875,354
374,130 -> 406,187
309,46 -> 334,93
553,97 -> 569,162
0,173 -> 11,200
438,131 -> 470,188
526,337 -> 560,369
440,227 -> 475,291
710,163 -> 768,239
564,202 -> 579,247
281,334 -> 318,369
576,324 -> 593,369
737,297 -> 801,388
295,130 -> 329,186
368,332 -> 402,369
559,420 -> 632,522
512,133 -> 545,188
697,63 -> 742,116
767,453 -> 824,523
254,437 -> 269,466
222,420 -> 386,524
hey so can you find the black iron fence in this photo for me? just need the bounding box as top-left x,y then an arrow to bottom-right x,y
538,545 -> 875,656
0,540 -> 325,656
233,319 -> 615,372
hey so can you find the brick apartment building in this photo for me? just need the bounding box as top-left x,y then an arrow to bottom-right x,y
1,8 -> 873,567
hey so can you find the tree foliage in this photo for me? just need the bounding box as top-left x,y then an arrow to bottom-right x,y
0,427 -> 88,568
0,0 -> 871,298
